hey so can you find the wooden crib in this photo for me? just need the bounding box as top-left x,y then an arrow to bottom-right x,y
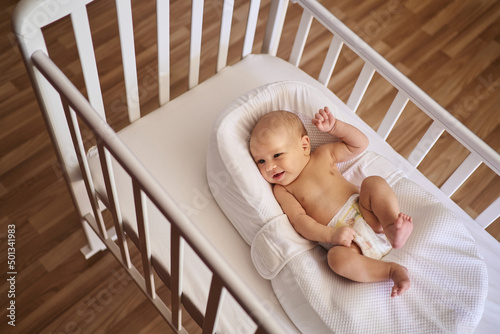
12,0 -> 500,332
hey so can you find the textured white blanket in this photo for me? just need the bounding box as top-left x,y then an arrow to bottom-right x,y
275,175 -> 487,333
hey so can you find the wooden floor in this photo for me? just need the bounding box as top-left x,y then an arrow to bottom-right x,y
1,0 -> 499,333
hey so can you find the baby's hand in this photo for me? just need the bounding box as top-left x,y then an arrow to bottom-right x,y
312,106 -> 336,133
330,226 -> 355,247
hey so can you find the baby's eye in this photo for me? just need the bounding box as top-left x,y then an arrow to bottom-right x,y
274,153 -> 282,158
257,159 -> 265,164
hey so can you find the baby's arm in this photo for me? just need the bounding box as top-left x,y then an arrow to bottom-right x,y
273,185 -> 355,246
312,106 -> 369,162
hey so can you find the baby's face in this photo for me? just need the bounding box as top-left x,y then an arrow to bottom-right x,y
250,128 -> 310,186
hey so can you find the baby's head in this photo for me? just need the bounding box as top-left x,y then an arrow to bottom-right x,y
249,111 -> 311,185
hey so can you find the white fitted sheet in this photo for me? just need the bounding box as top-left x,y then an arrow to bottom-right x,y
87,54 -> 500,332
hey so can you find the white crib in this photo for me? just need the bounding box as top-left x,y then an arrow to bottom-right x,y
12,0 -> 500,333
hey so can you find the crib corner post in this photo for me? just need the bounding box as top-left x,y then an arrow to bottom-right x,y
80,218 -> 107,259
66,178 -> 106,259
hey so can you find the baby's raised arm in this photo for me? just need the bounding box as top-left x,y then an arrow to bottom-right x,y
312,107 -> 369,162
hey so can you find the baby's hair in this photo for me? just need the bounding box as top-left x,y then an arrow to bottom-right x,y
251,110 -> 307,141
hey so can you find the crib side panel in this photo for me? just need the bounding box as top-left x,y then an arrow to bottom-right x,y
30,49 -> 289,333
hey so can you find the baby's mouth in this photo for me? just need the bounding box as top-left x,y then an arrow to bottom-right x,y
272,171 -> 285,180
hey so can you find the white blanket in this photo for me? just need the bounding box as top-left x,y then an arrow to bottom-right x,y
273,161 -> 488,333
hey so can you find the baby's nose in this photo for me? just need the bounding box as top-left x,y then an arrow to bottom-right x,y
265,162 -> 276,172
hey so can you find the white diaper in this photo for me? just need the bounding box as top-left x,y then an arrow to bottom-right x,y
319,194 -> 392,260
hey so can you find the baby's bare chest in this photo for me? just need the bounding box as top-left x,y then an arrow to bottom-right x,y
289,164 -> 358,224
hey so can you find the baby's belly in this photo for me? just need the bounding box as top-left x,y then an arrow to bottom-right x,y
306,188 -> 358,225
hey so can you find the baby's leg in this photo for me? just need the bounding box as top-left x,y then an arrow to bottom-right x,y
328,244 -> 411,297
358,176 -> 413,249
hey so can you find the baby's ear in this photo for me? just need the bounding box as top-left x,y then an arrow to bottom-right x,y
301,135 -> 311,154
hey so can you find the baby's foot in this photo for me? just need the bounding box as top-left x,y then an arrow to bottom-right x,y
390,264 -> 411,298
385,213 -> 413,249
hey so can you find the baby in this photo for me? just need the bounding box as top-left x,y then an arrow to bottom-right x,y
249,108 -> 413,297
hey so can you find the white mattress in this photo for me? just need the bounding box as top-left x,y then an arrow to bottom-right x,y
87,54 -> 500,332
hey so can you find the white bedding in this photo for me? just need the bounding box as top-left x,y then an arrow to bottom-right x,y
86,54 -> 499,332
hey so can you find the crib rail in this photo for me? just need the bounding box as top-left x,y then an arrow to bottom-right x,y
30,49 -> 286,334
289,0 -> 500,228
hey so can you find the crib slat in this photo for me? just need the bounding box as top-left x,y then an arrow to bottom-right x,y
408,121 -> 444,168
346,62 -> 375,113
476,197 -> 500,229
189,0 -> 204,89
440,153 -> 482,197
71,6 -> 105,119
217,0 -> 234,72
377,91 -> 409,140
289,10 -> 313,66
242,0 -> 262,58
157,0 -> 170,105
97,143 -> 131,268
202,275 -> 225,334
171,224 -> 184,331
318,34 -> 343,86
62,101 -> 108,239
262,0 -> 288,56
132,180 -> 156,299
116,0 -> 140,122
